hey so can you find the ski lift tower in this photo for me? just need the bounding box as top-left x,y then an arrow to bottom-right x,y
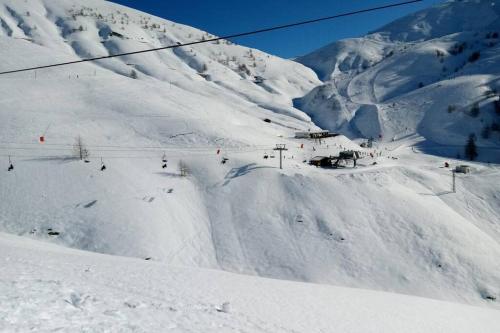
273,144 -> 288,169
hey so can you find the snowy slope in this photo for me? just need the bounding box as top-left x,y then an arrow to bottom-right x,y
296,0 -> 500,155
0,0 -> 324,268
0,0 -> 499,316
2,232 -> 500,333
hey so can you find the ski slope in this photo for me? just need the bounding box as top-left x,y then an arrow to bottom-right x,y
2,232 -> 500,333
0,0 -> 499,326
296,0 -> 500,159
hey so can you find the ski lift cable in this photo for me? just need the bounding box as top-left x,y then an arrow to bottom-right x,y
0,139 -> 275,148
0,141 -> 275,152
0,144 -> 262,149
0,145 -> 270,154
0,146 -> 272,154
0,148 -> 272,159
0,0 -> 422,76
0,146 -> 241,152
0,154 -> 173,159
0,141 -> 271,150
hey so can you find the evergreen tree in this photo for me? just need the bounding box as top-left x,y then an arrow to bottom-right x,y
468,51 -> 481,63
470,102 -> 480,117
465,134 -> 478,161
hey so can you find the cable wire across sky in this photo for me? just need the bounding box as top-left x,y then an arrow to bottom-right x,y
0,0 -> 422,76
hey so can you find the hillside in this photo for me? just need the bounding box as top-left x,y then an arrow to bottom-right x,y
0,0 -> 499,321
2,232 -> 500,333
296,0 -> 500,161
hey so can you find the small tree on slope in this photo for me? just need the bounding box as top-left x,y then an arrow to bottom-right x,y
74,136 -> 89,161
470,102 -> 480,118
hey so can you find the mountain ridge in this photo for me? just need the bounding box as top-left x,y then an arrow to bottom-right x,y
296,0 -> 500,159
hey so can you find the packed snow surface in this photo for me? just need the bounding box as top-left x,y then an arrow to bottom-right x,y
2,232 -> 500,333
0,0 -> 499,328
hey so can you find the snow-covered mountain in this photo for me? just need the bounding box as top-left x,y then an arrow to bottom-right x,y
296,0 -> 500,157
1,0 -> 500,325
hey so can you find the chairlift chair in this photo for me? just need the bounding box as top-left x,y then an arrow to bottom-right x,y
221,157 -> 229,165
100,158 -> 106,171
270,152 -> 276,159
263,152 -> 269,159
7,156 -> 13,171
162,153 -> 168,169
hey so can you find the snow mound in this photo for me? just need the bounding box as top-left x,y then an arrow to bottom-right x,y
2,232 -> 500,333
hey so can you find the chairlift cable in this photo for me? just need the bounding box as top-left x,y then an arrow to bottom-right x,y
0,144 -> 272,153
0,0 -> 422,75
0,141 -> 271,150
0,148 -> 272,159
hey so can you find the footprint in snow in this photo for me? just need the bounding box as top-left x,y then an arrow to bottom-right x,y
83,200 -> 98,208
65,292 -> 89,309
124,301 -> 138,309
216,302 -> 230,313
103,309 -> 126,319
